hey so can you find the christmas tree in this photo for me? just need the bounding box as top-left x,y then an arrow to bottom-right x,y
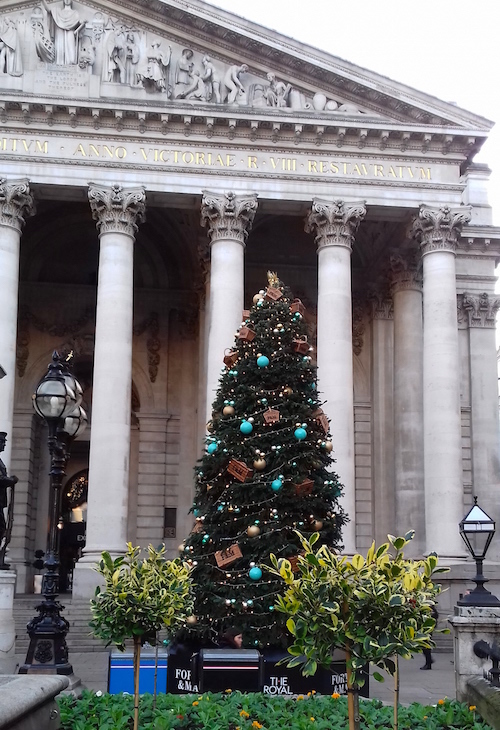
182,273 -> 346,648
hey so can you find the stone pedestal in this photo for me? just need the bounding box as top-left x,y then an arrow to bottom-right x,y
449,604 -> 500,702
0,571 -> 16,674
0,674 -> 69,729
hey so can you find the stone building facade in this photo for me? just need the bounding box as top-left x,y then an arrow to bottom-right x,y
0,0 -> 499,607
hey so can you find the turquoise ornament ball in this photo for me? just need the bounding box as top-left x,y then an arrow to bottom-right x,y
207,442 -> 218,454
257,355 -> 270,368
294,427 -> 307,441
271,478 -> 283,492
240,420 -> 253,435
249,566 -> 262,581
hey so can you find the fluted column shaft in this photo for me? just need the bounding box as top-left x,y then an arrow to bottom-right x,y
73,184 -> 145,598
390,254 -> 424,556
411,205 -> 470,558
460,291 -> 500,559
305,199 -> 366,554
201,191 -> 257,423
0,180 -> 34,469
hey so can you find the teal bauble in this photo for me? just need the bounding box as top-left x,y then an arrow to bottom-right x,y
294,427 -> 307,441
207,442 -> 218,454
249,566 -> 262,581
271,478 -> 283,492
257,355 -> 270,368
240,420 -> 253,435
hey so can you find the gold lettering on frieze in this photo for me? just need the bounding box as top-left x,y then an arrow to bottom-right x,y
0,135 -> 435,182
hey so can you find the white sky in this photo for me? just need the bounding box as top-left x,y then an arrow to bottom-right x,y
208,0 -> 500,225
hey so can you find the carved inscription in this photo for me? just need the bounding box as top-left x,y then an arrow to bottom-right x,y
0,134 -> 440,182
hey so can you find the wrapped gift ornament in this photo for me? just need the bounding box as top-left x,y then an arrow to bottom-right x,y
293,335 -> 309,355
290,298 -> 306,316
237,326 -> 256,342
223,349 -> 239,367
227,459 -> 254,482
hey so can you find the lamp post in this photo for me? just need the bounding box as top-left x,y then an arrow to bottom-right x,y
457,496 -> 500,607
19,352 -> 87,677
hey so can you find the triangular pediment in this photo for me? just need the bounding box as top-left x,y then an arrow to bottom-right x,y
0,0 -> 492,154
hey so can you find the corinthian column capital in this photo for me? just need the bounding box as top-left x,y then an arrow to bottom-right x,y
305,198 -> 366,251
409,204 -> 471,256
0,178 -> 35,232
88,183 -> 146,238
200,191 -> 258,244
390,251 -> 422,293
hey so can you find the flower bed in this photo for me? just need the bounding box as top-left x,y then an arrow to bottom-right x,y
58,690 -> 491,729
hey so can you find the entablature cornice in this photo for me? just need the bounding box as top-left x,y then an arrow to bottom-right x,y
457,226 -> 500,265
0,96 -> 481,159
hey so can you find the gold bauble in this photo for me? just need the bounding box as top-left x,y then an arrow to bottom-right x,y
313,520 -> 324,531
253,458 -> 267,471
186,615 -> 198,626
223,405 -> 235,416
206,421 -> 214,433
253,293 -> 264,304
178,543 -> 185,553
283,387 -> 293,396
247,525 -> 261,537
325,441 -> 333,452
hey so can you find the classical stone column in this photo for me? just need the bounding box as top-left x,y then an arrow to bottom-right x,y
390,253 -> 424,556
459,291 -> 500,558
201,191 -> 257,423
0,179 -> 35,469
305,199 -> 366,554
72,184 -> 145,598
369,290 -> 395,549
410,205 -> 471,558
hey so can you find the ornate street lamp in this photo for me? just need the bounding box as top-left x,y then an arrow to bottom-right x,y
19,352 -> 87,677
457,496 -> 500,607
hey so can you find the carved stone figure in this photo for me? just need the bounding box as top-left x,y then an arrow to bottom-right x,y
175,48 -> 193,86
31,7 -> 55,63
41,0 -> 84,66
0,18 -> 23,76
265,72 -> 291,108
78,33 -> 95,72
103,30 -> 140,85
177,67 -> 206,101
140,40 -> 171,93
202,55 -> 221,103
223,63 -> 247,104
0,433 -> 18,569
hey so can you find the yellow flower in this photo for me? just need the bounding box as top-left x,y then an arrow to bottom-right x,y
423,717 -> 427,720
331,693 -> 340,699
192,701 -> 199,706
240,710 -> 250,718
438,699 -> 445,705
225,688 -> 232,693
469,705 -> 476,711
310,718 -> 315,723
296,695 -> 304,701
252,723 -> 263,729
311,690 -> 316,695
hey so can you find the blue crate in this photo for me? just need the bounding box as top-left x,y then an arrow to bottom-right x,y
109,649 -> 168,695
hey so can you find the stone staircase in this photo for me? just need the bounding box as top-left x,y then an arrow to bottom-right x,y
14,595 -> 109,655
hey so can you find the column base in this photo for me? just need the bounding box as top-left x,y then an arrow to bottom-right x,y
71,556 -> 103,600
0,571 -> 16,674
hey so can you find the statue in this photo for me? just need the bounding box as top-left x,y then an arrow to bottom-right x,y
103,30 -> 140,86
176,68 -> 206,101
140,40 -> 171,93
40,0 -> 84,66
202,55 -> 221,103
0,432 -> 18,571
265,72 -> 291,108
223,63 -> 247,104
175,47 -> 193,87
0,18 -> 23,77
78,33 -> 95,72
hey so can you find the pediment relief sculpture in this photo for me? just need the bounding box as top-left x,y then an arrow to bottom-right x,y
0,0 -> 371,116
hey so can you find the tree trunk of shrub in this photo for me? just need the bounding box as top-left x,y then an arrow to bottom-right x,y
133,636 -> 141,730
